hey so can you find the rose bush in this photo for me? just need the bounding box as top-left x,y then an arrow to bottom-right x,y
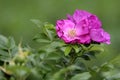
0,10 -> 120,80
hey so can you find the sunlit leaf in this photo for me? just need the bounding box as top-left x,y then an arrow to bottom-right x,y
64,46 -> 72,56
72,45 -> 80,53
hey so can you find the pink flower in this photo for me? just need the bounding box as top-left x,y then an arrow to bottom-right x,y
90,29 -> 110,44
56,20 -> 90,44
67,10 -> 102,29
56,9 -> 110,44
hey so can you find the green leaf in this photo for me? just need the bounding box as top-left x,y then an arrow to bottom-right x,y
89,68 -> 104,80
81,50 -> 102,60
81,54 -> 91,60
90,45 -> 104,52
7,37 -> 16,49
30,19 -> 43,28
64,46 -> 72,56
110,55 -> 120,68
0,35 -> 8,49
27,69 -> 43,80
43,23 -> 55,41
0,70 -> 6,80
102,69 -> 120,80
51,65 -> 79,80
35,39 -> 51,43
43,28 -> 53,41
99,63 -> 113,72
70,72 -> 91,80
47,52 -> 61,60
44,23 -> 55,30
7,65 -> 30,80
72,45 -> 80,53
86,50 -> 101,57
33,33 -> 48,40
0,49 -> 10,62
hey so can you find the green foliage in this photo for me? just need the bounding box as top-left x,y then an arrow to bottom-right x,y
65,46 -> 72,56
70,72 -> 91,80
0,21 -> 119,80
0,35 -> 16,62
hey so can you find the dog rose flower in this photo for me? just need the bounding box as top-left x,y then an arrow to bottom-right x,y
56,9 -> 110,44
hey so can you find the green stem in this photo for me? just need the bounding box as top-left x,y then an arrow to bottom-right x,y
69,55 -> 77,65
65,50 -> 77,80
65,44 -> 90,80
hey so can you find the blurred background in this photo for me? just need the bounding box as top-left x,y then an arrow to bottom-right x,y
0,0 -> 119,60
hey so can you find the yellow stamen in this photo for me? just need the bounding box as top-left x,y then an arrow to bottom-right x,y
68,29 -> 76,38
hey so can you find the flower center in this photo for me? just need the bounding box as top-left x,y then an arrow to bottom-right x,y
68,29 -> 76,38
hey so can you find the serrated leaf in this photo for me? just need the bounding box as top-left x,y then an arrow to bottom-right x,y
70,72 -> 91,80
64,46 -> 72,56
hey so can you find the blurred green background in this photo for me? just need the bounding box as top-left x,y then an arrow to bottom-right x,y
0,0 -> 119,53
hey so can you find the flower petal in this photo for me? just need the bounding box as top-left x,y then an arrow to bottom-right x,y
78,35 -> 91,44
75,19 -> 89,36
90,29 -> 110,44
56,20 -> 75,32
88,15 -> 102,29
73,9 -> 92,23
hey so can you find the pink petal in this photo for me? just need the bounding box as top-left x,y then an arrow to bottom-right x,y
78,35 -> 91,44
90,29 -> 111,44
56,20 -> 75,32
73,9 -> 92,24
88,15 -> 102,29
67,14 -> 75,23
75,19 -> 89,36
